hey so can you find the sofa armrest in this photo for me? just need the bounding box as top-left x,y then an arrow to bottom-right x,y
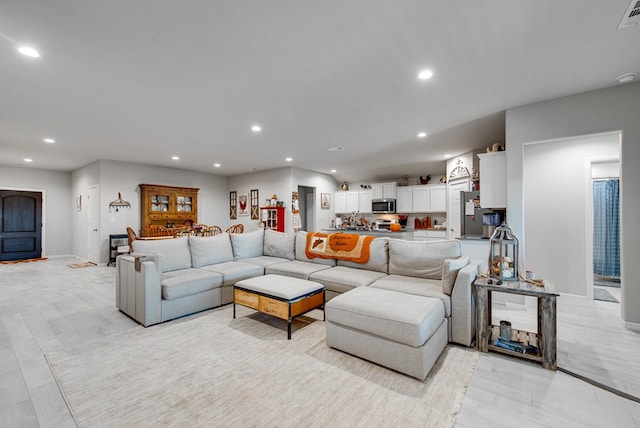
449,259 -> 482,346
116,254 -> 162,327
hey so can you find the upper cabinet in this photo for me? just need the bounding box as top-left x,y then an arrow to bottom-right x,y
478,152 -> 507,208
334,190 -> 372,213
372,182 -> 397,199
395,184 -> 446,213
139,184 -> 199,235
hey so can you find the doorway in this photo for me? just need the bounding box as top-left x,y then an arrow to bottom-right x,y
0,190 -> 43,261
87,185 -> 100,264
297,186 -> 315,232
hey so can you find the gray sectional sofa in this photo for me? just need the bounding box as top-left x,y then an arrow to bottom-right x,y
116,229 -> 481,346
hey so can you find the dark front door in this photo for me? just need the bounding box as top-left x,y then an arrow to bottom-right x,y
0,191 -> 42,261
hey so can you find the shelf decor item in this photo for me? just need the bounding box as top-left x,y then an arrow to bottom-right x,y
108,192 -> 131,212
489,221 -> 519,281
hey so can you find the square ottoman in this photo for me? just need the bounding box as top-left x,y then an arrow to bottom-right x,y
325,286 -> 447,380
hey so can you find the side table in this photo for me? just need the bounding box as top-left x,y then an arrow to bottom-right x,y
473,277 -> 559,370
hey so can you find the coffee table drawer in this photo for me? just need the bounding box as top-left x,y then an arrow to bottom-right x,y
234,288 -> 259,310
259,296 -> 289,320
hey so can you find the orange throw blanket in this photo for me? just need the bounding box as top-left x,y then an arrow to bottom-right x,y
305,232 -> 375,264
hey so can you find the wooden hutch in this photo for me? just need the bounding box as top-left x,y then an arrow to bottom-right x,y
139,184 -> 199,236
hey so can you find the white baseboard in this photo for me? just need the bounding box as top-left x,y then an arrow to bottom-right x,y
623,320 -> 640,332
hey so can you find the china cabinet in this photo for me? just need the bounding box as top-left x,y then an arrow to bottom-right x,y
139,184 -> 199,236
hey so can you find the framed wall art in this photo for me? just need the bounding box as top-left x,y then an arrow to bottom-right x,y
238,192 -> 249,216
229,191 -> 237,219
321,193 -> 330,209
250,189 -> 259,219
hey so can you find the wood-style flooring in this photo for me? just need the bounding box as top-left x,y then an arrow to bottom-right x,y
1,257 -> 639,427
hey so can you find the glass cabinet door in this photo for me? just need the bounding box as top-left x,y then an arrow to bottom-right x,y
151,193 -> 170,212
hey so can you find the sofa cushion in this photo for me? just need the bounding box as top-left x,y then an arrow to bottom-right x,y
132,237 -> 191,273
325,287 -> 445,348
160,268 -> 223,300
309,266 -> 387,295
388,239 -> 461,280
442,257 -> 469,296
336,237 -> 388,273
295,231 -> 336,266
231,230 -> 264,260
265,260 -> 332,280
263,229 -> 295,260
200,261 -> 264,286
369,275 -> 451,317
242,256 -> 290,267
188,234 -> 233,267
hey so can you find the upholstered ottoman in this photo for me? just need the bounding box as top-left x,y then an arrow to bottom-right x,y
325,286 -> 447,380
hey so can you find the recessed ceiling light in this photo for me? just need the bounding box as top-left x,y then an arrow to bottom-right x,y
43,138 -> 55,143
213,163 -> 221,168
417,132 -> 427,138
418,69 -> 433,80
327,147 -> 344,151
617,72 -> 637,83
251,125 -> 262,132
171,156 -> 179,160
24,158 -> 33,162
285,157 -> 292,162
331,169 -> 336,173
17,46 -> 40,58
250,168 -> 259,171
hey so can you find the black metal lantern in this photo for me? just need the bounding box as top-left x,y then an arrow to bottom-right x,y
489,222 -> 519,281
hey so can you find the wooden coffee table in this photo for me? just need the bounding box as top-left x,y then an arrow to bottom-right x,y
233,274 -> 325,339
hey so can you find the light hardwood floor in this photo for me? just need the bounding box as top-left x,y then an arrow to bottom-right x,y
1,257 -> 639,427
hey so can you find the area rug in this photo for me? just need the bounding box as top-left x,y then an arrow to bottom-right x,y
0,257 -> 48,264
45,306 -> 478,427
67,261 -> 96,268
594,288 -> 619,303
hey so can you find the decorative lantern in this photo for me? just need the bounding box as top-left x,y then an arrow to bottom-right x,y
489,222 -> 519,281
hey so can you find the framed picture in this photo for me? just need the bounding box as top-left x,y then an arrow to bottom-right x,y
238,192 -> 249,216
229,191 -> 237,219
321,193 -> 330,209
250,189 -> 259,219
75,195 -> 82,211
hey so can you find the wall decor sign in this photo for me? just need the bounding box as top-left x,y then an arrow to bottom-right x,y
321,193 -> 330,209
238,192 -> 249,216
229,191 -> 237,219
75,195 -> 82,211
250,189 -> 259,219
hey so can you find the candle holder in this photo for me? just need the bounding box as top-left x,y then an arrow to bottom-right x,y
489,222 -> 519,281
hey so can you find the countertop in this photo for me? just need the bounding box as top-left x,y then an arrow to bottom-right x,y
457,234 -> 489,241
322,228 -> 415,239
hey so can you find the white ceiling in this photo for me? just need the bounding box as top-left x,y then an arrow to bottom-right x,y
1,1 -> 639,184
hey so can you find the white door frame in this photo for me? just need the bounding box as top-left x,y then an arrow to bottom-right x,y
87,185 -> 100,264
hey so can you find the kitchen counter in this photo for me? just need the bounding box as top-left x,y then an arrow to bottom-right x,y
322,229 -> 414,240
457,234 -> 489,241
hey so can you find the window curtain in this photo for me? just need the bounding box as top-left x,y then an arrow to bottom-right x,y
593,179 -> 620,278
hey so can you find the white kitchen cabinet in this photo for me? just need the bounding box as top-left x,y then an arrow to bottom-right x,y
412,186 -> 429,212
372,182 -> 397,200
346,191 -> 360,213
478,152 -> 507,208
359,190 -> 372,213
413,230 -> 428,241
396,187 -> 412,213
429,185 -> 447,212
426,229 -> 447,242
334,192 -> 347,213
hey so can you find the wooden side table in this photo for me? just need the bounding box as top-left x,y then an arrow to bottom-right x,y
474,277 -> 559,370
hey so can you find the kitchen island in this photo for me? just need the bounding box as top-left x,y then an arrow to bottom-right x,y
322,228 -> 414,240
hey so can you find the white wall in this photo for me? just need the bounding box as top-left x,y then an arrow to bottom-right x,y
228,167 -> 338,233
71,160 -> 228,264
0,165 -> 72,256
506,81 -> 640,327
523,133 -> 619,296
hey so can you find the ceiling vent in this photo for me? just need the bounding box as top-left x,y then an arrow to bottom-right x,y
618,0 -> 640,29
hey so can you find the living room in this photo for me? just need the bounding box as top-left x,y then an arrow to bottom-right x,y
2,1 -> 640,426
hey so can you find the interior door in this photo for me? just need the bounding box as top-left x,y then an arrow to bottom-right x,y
0,190 -> 42,261
447,179 -> 470,239
87,185 -> 99,264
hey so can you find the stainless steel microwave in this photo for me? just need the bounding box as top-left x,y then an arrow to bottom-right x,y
372,199 -> 396,214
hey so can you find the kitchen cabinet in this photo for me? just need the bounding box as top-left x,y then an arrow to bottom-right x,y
359,190 -> 372,213
139,184 -> 198,236
334,191 -> 369,213
413,229 -> 447,242
372,182 -> 397,200
396,184 -> 446,214
429,185 -> 447,212
478,152 -> 507,208
396,187 -> 412,213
